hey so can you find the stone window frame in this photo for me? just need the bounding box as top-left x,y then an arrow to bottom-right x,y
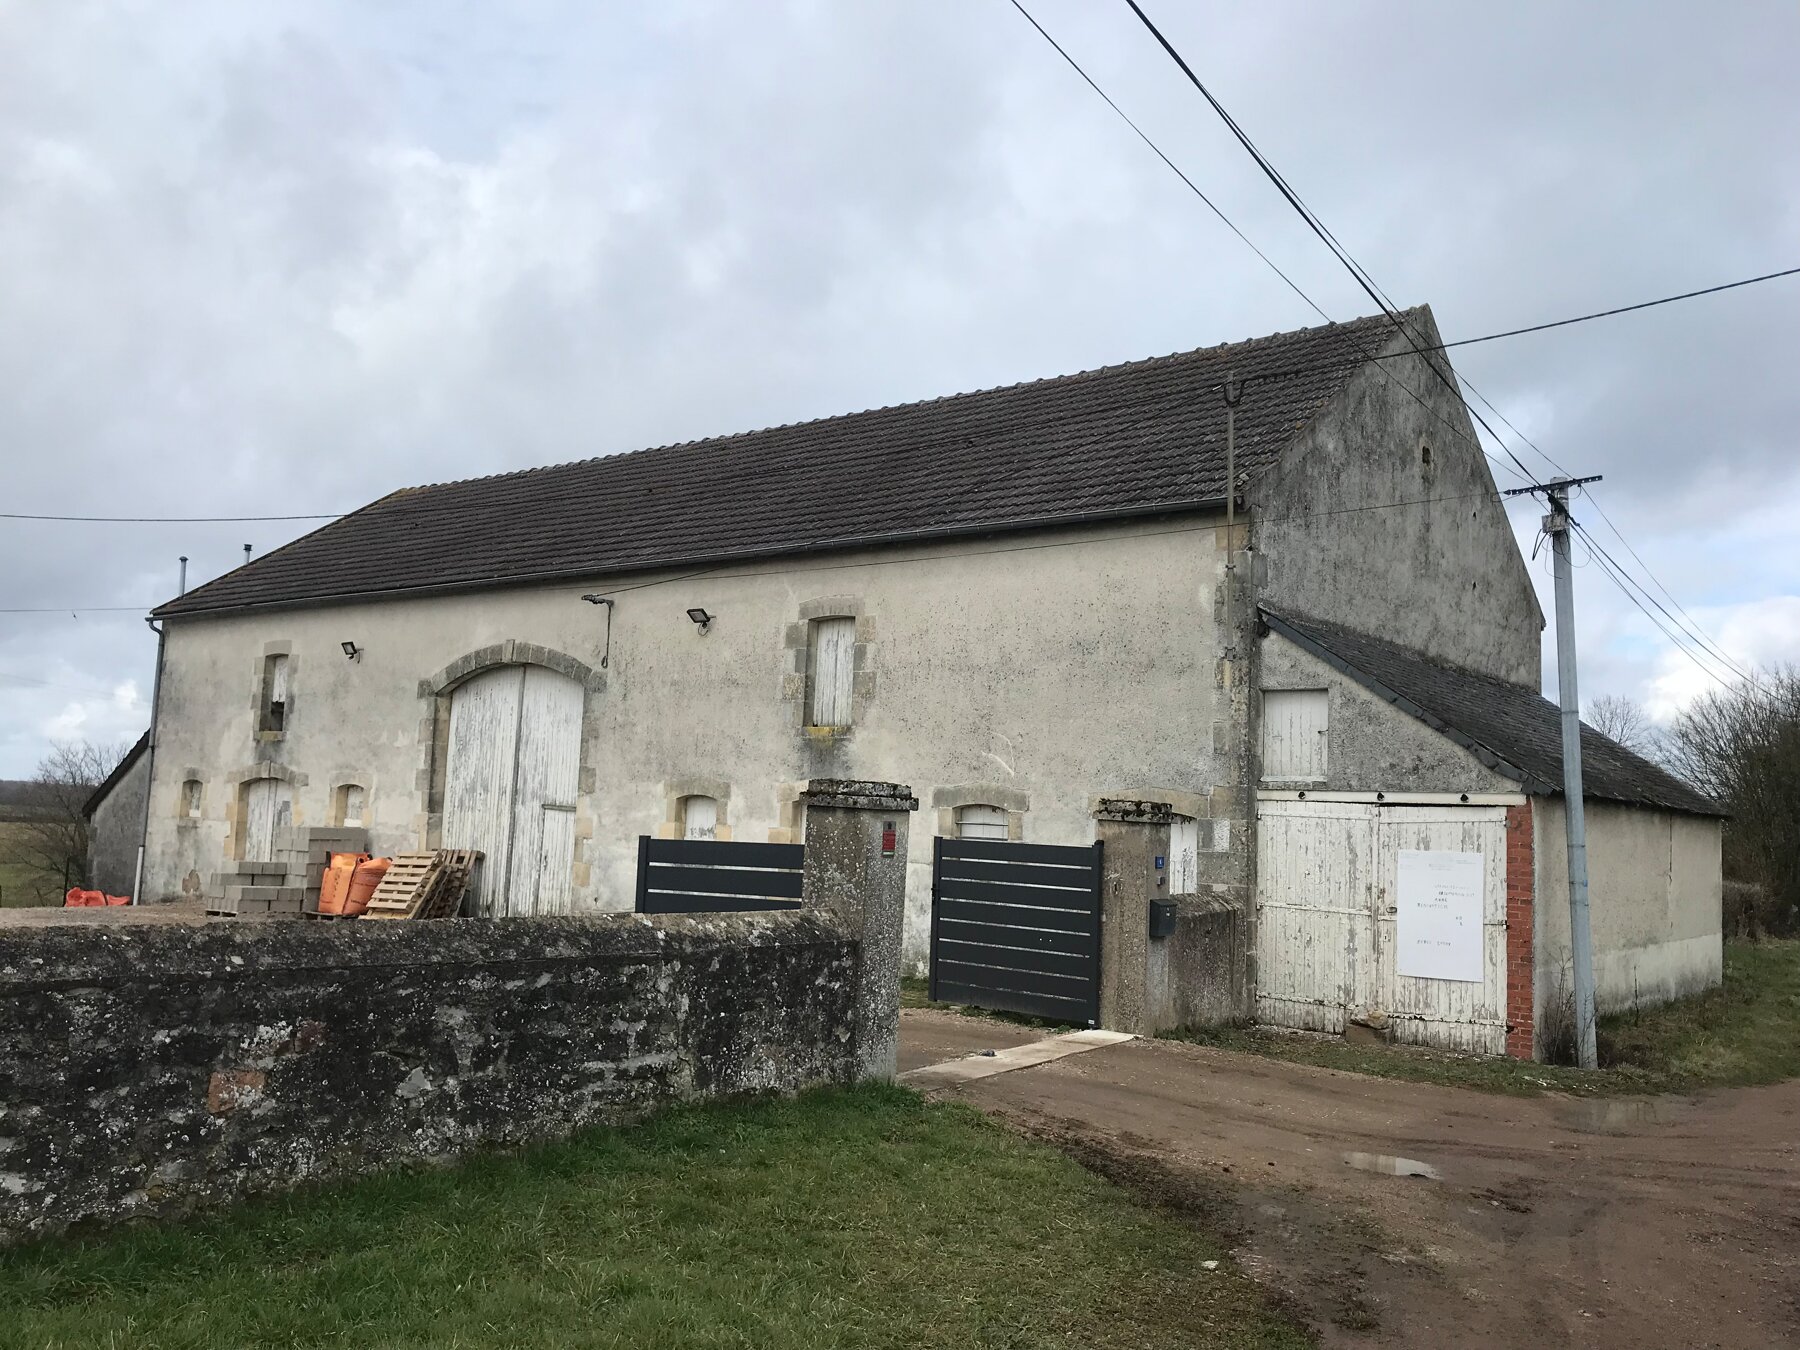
657,778 -> 734,842
221,761 -> 307,861
416,640 -> 606,889
780,596 -> 876,740
931,785 -> 1029,842
331,782 -> 369,828
252,642 -> 295,743
176,771 -> 206,826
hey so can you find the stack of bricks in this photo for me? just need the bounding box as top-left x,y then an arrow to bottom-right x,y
204,826 -> 370,919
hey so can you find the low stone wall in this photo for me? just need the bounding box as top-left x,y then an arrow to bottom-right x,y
0,911 -> 858,1245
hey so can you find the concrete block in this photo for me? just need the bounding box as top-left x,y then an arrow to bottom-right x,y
224,884 -> 296,903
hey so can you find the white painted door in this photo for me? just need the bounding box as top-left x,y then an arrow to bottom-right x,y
1254,800 -> 1376,1033
806,617 -> 855,727
1255,799 -> 1509,1053
442,665 -> 584,916
1373,806 -> 1508,1054
242,778 -> 292,861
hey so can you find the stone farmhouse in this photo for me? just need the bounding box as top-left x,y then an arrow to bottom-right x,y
139,306 -> 1722,1058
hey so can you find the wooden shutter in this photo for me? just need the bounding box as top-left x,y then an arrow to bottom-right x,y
807,617 -> 856,727
682,795 -> 719,841
1169,815 -> 1199,892
955,804 -> 1010,840
1262,689 -> 1329,781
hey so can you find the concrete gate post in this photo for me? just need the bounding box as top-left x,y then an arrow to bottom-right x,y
1094,798 -> 1173,1035
800,778 -> 919,1082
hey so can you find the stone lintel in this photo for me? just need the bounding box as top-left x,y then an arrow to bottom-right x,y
802,779 -> 919,813
1093,798 -> 1174,824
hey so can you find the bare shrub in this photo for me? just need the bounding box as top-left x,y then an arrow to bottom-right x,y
1585,694 -> 1662,761
1536,969 -> 1578,1066
1668,664 -> 1800,928
0,740 -> 129,903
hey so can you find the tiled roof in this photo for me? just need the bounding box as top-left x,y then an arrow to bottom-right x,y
155,312 -> 1406,618
1263,609 -> 1724,818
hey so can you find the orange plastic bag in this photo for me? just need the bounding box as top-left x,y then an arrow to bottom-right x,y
104,894 -> 130,906
63,888 -> 105,908
343,857 -> 391,917
316,852 -> 367,915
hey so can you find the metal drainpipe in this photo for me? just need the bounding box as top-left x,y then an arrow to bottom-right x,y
130,616 -> 167,905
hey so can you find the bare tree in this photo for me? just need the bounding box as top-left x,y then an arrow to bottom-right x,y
0,740 -> 129,904
1667,665 -> 1800,933
1586,694 -> 1661,760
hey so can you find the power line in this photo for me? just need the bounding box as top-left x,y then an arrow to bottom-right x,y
1120,0 -> 1544,487
1570,520 -> 1769,692
0,511 -> 340,523
1433,267 -> 1800,353
0,606 -> 149,615
4,484 -> 1509,616
1007,0 -> 1536,493
0,671 -> 146,701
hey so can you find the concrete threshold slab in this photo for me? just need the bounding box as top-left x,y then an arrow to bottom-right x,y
899,1028 -> 1136,1088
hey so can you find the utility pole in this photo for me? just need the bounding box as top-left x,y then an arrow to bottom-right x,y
1505,474 -> 1602,1067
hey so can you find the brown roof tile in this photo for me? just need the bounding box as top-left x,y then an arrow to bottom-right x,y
156,311 -> 1403,618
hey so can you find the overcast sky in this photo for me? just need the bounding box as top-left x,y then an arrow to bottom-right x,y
1,1 -> 1796,777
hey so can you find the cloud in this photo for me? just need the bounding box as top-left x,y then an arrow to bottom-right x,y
0,1 -> 1796,774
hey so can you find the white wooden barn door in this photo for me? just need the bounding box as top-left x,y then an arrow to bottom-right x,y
1254,800 -> 1377,1033
1373,806 -> 1508,1054
1255,799 -> 1509,1053
442,665 -> 583,916
241,778 -> 292,861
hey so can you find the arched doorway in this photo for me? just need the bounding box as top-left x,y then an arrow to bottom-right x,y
441,664 -> 583,916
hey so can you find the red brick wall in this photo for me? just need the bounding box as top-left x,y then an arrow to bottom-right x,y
1505,803 -> 1535,1059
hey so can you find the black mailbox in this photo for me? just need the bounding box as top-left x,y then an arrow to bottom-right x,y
1149,899 -> 1177,939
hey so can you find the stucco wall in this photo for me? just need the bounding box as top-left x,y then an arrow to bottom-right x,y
142,518 -> 1237,970
85,749 -> 149,895
1256,632 -> 1516,794
1532,797 -> 1722,1025
1250,311 -> 1543,686
0,910 -> 859,1245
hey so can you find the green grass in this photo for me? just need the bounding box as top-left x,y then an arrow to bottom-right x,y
1166,939 -> 1800,1097
0,820 -> 56,907
0,1086 -> 1306,1350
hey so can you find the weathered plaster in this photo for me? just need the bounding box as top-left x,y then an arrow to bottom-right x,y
1249,309 -> 1543,686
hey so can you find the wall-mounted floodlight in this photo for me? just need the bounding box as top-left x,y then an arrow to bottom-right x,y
341,641 -> 362,662
686,607 -> 713,633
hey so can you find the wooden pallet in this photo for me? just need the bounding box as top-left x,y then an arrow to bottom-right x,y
362,849 -> 480,921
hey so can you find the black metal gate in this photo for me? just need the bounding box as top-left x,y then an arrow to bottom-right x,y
928,837 -> 1103,1026
635,836 -> 804,913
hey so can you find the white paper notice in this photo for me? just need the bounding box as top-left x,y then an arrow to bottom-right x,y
1395,850 -> 1485,983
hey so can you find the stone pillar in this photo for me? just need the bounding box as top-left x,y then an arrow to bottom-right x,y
800,778 -> 919,1081
1094,798 -> 1173,1035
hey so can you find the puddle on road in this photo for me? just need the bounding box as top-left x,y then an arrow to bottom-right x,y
1342,1151 -> 1441,1180
1556,1097 -> 1682,1134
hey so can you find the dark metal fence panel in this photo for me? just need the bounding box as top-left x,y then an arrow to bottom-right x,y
635,836 -> 805,914
929,837 -> 1103,1026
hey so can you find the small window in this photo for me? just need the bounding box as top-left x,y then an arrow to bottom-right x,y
955,804 -> 1010,841
1169,815 -> 1199,893
260,654 -> 290,734
680,794 -> 718,841
806,617 -> 856,729
181,779 -> 203,819
1262,689 -> 1329,781
333,783 -> 366,827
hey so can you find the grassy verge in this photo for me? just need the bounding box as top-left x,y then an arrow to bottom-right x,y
0,821 -> 56,907
1166,939 -> 1800,1097
900,976 -> 1077,1032
0,1086 -> 1306,1350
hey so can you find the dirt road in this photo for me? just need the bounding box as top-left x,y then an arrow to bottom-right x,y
902,1014 -> 1800,1349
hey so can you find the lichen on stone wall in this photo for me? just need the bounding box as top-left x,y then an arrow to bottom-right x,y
0,911 -> 858,1246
